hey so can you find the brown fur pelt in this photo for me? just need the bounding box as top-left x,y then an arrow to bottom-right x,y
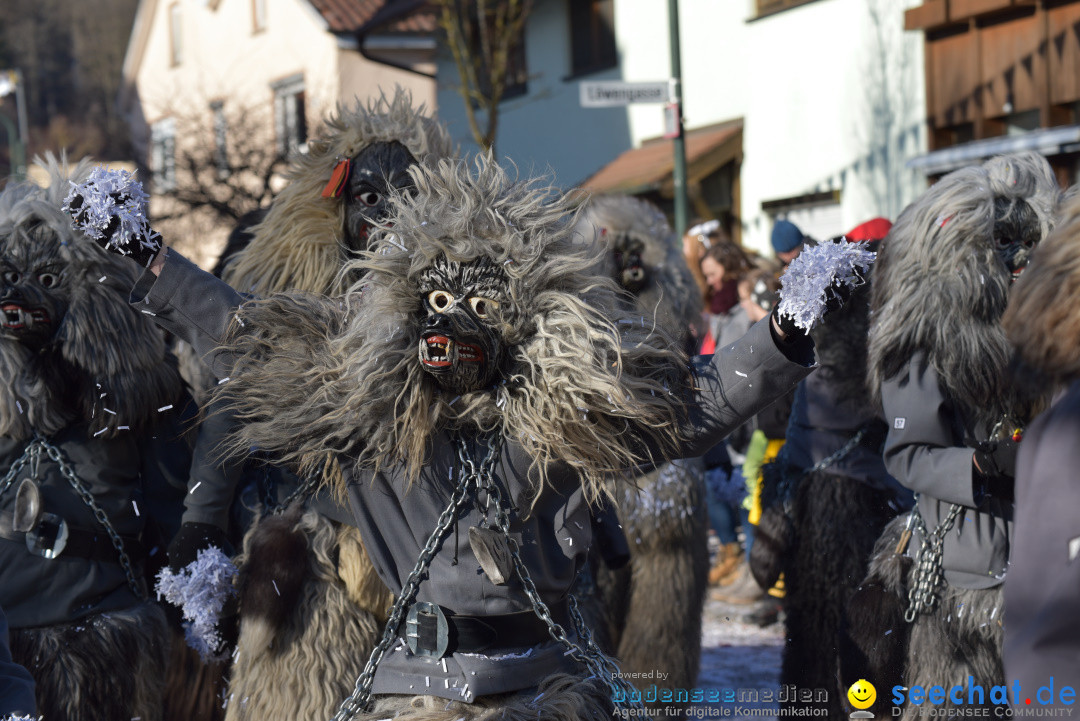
213,156 -> 692,506
224,508 -> 381,721
602,458 -> 708,702
354,673 -> 614,721
0,154 -> 183,442
1004,187 -> 1080,387
868,152 -> 1060,421
164,631 -> 228,721
223,88 -> 452,297
9,601 -> 170,721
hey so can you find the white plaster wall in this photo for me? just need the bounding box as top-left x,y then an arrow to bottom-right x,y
136,0 -> 340,124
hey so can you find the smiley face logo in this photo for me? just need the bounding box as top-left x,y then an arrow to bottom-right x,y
847,679 -> 877,710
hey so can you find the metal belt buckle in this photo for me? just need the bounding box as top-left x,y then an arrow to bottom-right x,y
25,512 -> 69,559
405,601 -> 450,658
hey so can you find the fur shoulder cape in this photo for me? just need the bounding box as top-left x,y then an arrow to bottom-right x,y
223,88 -> 453,297
579,194 -> 702,343
0,155 -> 183,442
213,156 -> 691,502
1004,188 -> 1080,385
867,152 -> 1059,420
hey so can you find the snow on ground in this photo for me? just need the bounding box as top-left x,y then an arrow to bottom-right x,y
691,595 -> 785,720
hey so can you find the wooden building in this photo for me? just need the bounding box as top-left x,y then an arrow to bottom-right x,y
905,0 -> 1080,182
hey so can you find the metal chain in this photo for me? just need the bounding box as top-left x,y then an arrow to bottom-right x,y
904,498 -> 963,623
0,440 -> 36,500
777,426 -> 868,513
2,435 -> 146,600
329,436 -> 500,721
475,438 -> 643,711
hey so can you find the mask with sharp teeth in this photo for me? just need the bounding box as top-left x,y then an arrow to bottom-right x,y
992,197 -> 1042,283
1,221 -> 68,351
416,256 -> 507,393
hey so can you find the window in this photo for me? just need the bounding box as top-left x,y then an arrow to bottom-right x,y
569,0 -> 617,76
252,0 -> 267,32
272,75 -> 307,156
150,118 -> 176,192
169,3 -> 182,66
211,101 -> 228,177
462,7 -> 529,101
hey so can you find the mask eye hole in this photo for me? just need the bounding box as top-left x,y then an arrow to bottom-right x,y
37,272 -> 59,288
428,290 -> 455,312
468,296 -> 499,319
3,270 -> 20,284
357,191 -> 381,207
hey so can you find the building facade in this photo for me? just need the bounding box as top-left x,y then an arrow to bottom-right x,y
432,0 -> 928,252
120,0 -> 436,265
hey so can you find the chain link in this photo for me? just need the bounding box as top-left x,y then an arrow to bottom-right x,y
1,435 -> 146,600
904,497 -> 962,623
776,426 -> 868,514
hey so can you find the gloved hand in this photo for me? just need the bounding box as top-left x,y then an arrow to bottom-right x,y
167,521 -> 234,573
973,435 -> 1019,502
771,278 -> 856,339
61,169 -> 162,267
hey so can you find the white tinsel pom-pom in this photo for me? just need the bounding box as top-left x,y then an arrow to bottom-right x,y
155,546 -> 238,662
1,715 -> 41,721
776,239 -> 876,332
62,166 -> 161,261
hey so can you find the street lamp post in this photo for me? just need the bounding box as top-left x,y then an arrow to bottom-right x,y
667,0 -> 689,239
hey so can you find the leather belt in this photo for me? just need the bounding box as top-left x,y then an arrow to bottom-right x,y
0,510 -> 144,563
400,599 -> 568,657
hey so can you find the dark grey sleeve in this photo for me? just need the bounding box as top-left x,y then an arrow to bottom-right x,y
129,250 -> 247,379
181,394 -> 245,530
677,317 -> 815,458
879,354 -> 979,507
1004,384 -> 1080,697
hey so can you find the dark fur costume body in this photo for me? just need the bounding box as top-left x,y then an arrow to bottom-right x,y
579,196 -> 708,702
10,602 -> 170,721
1,156 -> 187,721
757,282 -> 906,719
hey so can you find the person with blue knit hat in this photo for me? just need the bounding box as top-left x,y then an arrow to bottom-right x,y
771,219 -> 806,266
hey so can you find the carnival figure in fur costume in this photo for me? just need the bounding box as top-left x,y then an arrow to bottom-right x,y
0,156 -> 193,721
577,195 -> 708,703
167,89 -> 453,721
61,154 -> 877,720
752,220 -> 913,719
842,153 -> 1059,720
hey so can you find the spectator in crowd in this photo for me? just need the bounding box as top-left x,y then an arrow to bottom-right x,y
771,219 -> 806,267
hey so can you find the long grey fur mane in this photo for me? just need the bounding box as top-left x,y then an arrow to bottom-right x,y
868,152 -> 1059,420
0,154 -> 182,442
213,156 -> 692,502
579,194 -> 702,345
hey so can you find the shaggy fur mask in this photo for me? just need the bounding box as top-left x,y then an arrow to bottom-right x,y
0,155 -> 182,442
223,87 -> 453,297
868,152 -> 1059,420
578,195 -> 703,352
1004,188 -> 1080,386
213,156 -> 692,502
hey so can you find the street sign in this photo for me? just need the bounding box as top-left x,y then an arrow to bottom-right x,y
579,80 -> 672,108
